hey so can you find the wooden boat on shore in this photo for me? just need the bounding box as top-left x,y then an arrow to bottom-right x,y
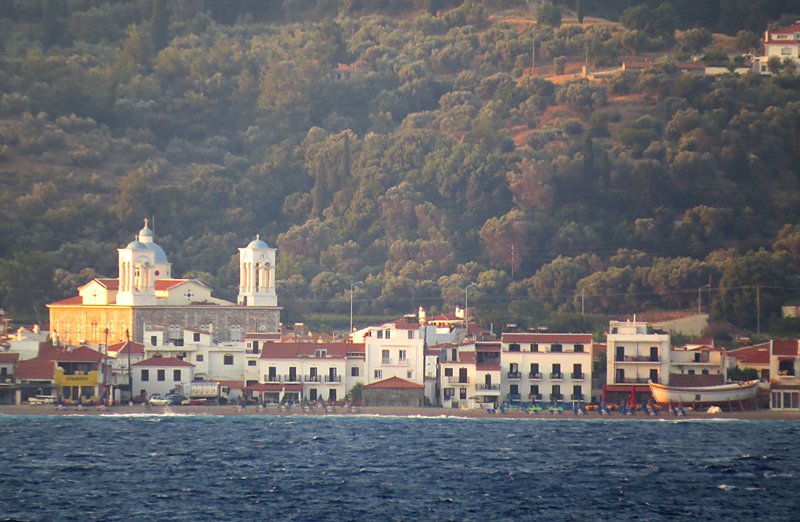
649,380 -> 759,409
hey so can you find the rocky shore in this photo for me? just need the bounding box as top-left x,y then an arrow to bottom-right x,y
1,404 -> 798,420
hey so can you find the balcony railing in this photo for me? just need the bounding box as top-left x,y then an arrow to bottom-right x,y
448,376 -> 470,384
551,393 -> 563,401
571,372 -> 584,379
550,372 -> 563,380
614,377 -> 650,384
476,383 -> 500,391
381,358 -> 409,366
284,375 -> 301,383
305,375 -> 321,383
507,371 -> 521,379
323,375 -> 341,383
529,372 -> 542,380
528,393 -> 542,401
265,375 -> 280,383
570,394 -> 584,401
616,355 -> 660,362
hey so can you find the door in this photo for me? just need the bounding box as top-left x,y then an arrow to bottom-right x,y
289,367 -> 297,382
459,368 -> 468,384
573,363 -> 582,379
310,367 -> 318,382
268,367 -> 276,381
616,368 -> 625,384
650,346 -> 659,362
329,367 -> 337,383
484,374 -> 492,388
616,346 -> 625,361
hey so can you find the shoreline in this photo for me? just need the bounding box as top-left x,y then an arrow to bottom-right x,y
1,404 -> 799,421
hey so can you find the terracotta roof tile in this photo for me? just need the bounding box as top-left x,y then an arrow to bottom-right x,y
47,296 -> 84,306
17,359 -> 55,380
110,341 -> 145,354
772,340 -> 799,356
502,333 -> 593,344
0,353 -> 20,363
363,376 -> 424,389
259,342 -> 365,360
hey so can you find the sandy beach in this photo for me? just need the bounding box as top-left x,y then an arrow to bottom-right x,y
1,404 -> 799,420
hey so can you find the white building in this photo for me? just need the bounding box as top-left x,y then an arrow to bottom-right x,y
605,320 -> 670,404
669,344 -> 726,386
7,326 -> 49,360
439,341 -> 502,409
255,342 -> 365,404
131,356 -> 194,399
500,332 -> 593,406
753,23 -> 800,73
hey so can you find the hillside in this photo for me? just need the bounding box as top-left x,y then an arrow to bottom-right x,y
1,0 -> 800,340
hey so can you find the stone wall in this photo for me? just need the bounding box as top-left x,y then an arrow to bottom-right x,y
133,306 -> 280,343
362,387 -> 424,407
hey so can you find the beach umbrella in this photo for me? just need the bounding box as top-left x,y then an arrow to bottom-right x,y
630,385 -> 636,407
602,384 -> 607,404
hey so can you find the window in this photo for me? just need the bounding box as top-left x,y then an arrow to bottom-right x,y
530,385 -> 539,396
531,343 -> 539,352
574,344 -> 584,353
376,330 -> 383,339
150,335 -> 158,346
374,370 -> 382,379
444,388 -> 455,399
310,388 -> 317,401
407,370 -> 413,379
382,349 -> 390,363
650,369 -> 659,382
224,354 -> 234,365
782,47 -> 792,55
460,388 -> 467,400
315,349 -> 327,358
399,350 -> 406,361
701,369 -> 709,375
444,368 -> 453,377
385,330 -> 391,339
550,344 -> 562,353
157,369 -> 165,381
173,369 -> 181,381
452,348 -> 458,361
251,340 -> 260,354
508,343 -> 521,352
551,384 -> 561,400
351,367 -> 359,377
248,360 -> 257,366
141,369 -> 149,382
408,330 -> 414,339
509,384 -> 519,396
196,354 -> 204,362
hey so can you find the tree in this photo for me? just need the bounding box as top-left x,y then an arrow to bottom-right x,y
0,251 -> 57,322
536,3 -> 562,28
576,0 -> 584,24
151,0 -> 170,52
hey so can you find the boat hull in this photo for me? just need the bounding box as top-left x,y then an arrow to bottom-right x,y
649,380 -> 759,409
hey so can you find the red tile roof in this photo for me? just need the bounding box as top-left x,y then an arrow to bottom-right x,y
476,363 -> 501,371
35,345 -> 103,363
217,380 -> 245,389
386,318 -> 419,330
0,353 -> 20,363
95,278 -> 119,290
502,333 -> 593,344
363,376 -> 424,389
155,279 -> 194,291
475,342 -> 501,352
132,357 -> 194,367
17,359 -> 56,380
47,296 -> 84,306
245,333 -> 281,340
772,340 -> 799,356
111,341 -> 145,354
592,343 -> 607,357
772,24 -> 800,34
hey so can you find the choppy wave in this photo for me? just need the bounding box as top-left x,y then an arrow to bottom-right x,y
0,416 -> 798,521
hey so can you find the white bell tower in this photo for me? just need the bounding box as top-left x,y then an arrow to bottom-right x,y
238,235 -> 277,307
117,235 -> 157,306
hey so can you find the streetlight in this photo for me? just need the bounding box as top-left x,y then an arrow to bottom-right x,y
698,284 -> 711,316
350,281 -> 363,335
465,283 -> 478,331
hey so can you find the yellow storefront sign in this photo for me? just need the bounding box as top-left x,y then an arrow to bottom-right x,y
55,370 -> 99,386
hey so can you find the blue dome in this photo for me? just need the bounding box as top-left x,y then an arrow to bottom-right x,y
145,243 -> 169,264
139,227 -> 153,238
126,240 -> 147,249
247,239 -> 270,249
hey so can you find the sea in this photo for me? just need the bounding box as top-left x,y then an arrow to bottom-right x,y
0,414 -> 798,522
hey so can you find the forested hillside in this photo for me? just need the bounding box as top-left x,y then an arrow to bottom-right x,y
2,0 -> 800,339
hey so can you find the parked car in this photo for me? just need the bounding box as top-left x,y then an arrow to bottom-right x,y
148,395 -> 170,406
166,394 -> 190,405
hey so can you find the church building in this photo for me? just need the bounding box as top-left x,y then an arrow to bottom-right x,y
47,220 -> 280,346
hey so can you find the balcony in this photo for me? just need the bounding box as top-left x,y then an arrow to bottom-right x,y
381,358 -> 409,366
323,375 -> 342,383
616,355 -> 660,363
571,372 -> 585,380
305,375 -> 322,383
614,377 -> 650,384
284,375 -> 301,383
264,375 -> 281,383
507,371 -> 521,379
570,394 -> 584,401
551,394 -> 563,401
550,372 -> 563,380
476,383 -> 500,391
448,376 -> 470,384
528,394 -> 542,401
528,372 -> 542,380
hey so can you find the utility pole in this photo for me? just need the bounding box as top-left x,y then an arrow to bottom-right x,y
350,281 -> 363,335
511,244 -> 516,280
126,329 -> 133,406
756,285 -> 761,335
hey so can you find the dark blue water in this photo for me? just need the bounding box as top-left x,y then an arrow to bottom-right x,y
0,414 -> 798,521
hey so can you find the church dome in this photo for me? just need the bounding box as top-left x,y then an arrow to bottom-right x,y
145,243 -> 169,264
139,226 -> 153,238
247,235 -> 270,249
126,239 -> 147,249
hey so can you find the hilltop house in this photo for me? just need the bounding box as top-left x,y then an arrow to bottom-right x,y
753,23 -> 800,73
